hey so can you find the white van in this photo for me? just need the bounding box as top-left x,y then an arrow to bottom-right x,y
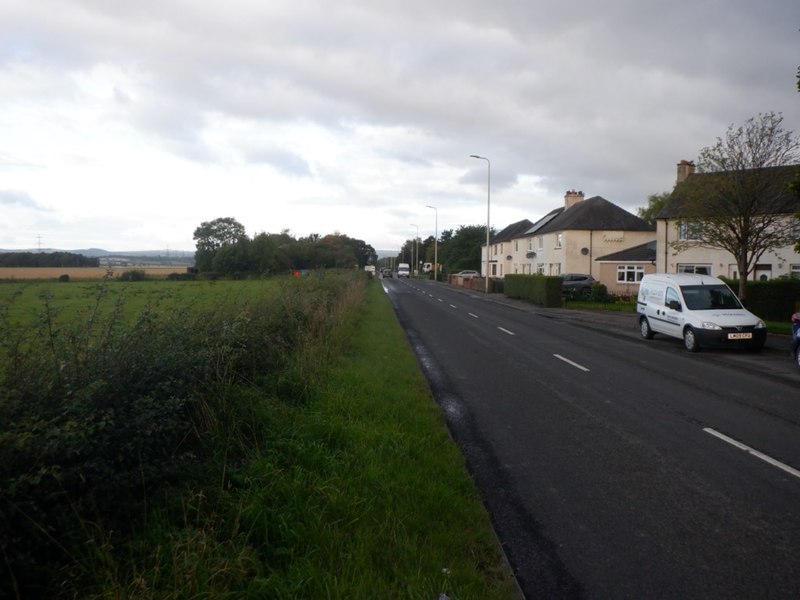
636,273 -> 766,352
397,263 -> 410,277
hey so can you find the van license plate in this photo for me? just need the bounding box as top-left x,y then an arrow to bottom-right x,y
728,332 -> 752,340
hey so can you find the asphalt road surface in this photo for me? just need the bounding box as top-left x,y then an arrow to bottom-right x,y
382,276 -> 800,599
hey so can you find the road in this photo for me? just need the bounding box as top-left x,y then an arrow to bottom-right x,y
382,276 -> 800,599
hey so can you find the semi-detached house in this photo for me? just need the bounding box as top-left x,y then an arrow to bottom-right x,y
655,160 -> 800,280
483,190 -> 655,293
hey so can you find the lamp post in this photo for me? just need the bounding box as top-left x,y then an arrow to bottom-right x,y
410,223 -> 419,276
426,205 -> 437,280
469,154 -> 491,293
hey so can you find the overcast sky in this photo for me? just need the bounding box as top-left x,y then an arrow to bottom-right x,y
2,0 -> 799,254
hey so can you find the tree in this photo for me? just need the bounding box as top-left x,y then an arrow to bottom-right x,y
670,112 -> 800,299
438,224 -> 493,274
636,192 -> 671,226
193,217 -> 247,272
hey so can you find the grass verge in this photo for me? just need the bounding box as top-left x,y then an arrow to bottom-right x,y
232,280 -> 518,598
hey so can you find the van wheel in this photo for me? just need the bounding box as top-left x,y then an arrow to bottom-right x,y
683,327 -> 700,352
639,317 -> 654,339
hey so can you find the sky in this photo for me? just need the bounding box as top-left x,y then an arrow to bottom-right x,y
1,0 -> 799,255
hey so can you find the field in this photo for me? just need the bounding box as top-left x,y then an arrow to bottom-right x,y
0,274 -> 517,599
0,266 -> 188,280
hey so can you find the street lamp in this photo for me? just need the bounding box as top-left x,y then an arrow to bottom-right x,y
410,223 -> 419,276
426,205 -> 437,281
470,154 -> 491,293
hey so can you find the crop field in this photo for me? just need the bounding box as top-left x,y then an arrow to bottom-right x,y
0,266 -> 188,280
0,277 -> 278,332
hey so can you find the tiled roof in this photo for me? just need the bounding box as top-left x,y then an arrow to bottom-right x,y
534,196 -> 654,233
595,240 -> 657,262
658,164 -> 800,219
490,219 -> 534,243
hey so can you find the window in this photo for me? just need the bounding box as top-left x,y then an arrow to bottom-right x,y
617,265 -> 644,283
514,240 -> 518,251
555,233 -> 563,248
536,263 -> 545,274
527,237 -> 533,251
537,236 -> 544,250
665,287 -> 681,308
791,264 -> 800,279
678,221 -> 705,241
678,264 -> 711,275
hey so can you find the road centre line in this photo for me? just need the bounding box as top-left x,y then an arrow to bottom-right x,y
553,354 -> 590,372
450,304 -> 457,308
468,312 -> 479,319
498,327 -> 516,336
703,427 -> 800,480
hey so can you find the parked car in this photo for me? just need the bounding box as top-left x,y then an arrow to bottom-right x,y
792,312 -> 800,369
561,273 -> 596,296
637,273 -> 766,352
455,270 -> 479,278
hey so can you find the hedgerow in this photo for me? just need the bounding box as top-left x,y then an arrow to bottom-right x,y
0,271 -> 366,598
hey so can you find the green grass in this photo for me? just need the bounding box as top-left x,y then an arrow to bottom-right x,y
233,280 -> 516,597
0,278 -> 280,332
2,275 -> 517,598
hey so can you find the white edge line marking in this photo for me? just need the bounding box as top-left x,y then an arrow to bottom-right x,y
468,312 -> 479,319
498,326 -> 516,336
553,354 -> 590,372
703,427 -> 800,480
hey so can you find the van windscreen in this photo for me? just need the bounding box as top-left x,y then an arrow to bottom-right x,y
679,285 -> 742,310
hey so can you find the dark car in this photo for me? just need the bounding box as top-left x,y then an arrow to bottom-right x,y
562,273 -> 596,296
381,268 -> 393,278
792,312 -> 800,369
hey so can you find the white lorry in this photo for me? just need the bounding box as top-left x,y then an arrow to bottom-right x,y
397,263 -> 410,277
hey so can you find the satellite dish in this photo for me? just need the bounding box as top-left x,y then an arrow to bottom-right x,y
581,247 -> 589,255
506,255 -> 513,260
526,251 -> 536,258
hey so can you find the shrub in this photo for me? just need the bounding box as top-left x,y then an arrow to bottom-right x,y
117,269 -> 146,281
504,274 -> 562,306
0,272 -> 368,596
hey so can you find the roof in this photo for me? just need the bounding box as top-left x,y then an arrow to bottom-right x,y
524,207 -> 564,235
595,240 -> 656,262
490,219 -> 534,244
658,164 -> 800,219
534,196 -> 654,234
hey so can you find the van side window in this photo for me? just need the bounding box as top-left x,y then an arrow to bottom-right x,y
665,287 -> 681,309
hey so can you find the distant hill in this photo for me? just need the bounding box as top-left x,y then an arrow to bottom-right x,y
0,248 -> 195,266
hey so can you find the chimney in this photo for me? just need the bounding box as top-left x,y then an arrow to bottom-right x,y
564,189 -> 584,209
676,159 -> 695,183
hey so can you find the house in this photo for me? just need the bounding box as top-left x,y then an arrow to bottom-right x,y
655,160 -> 800,280
484,191 -> 655,289
482,218 -> 534,277
594,240 -> 657,296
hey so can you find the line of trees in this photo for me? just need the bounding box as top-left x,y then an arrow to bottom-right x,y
0,251 -> 100,268
386,224 -> 493,275
193,217 -> 378,275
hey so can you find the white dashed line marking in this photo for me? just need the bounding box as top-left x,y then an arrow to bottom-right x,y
553,354 -> 590,372
703,428 -> 800,480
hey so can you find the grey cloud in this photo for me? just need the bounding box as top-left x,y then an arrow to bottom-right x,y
0,190 -> 45,210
